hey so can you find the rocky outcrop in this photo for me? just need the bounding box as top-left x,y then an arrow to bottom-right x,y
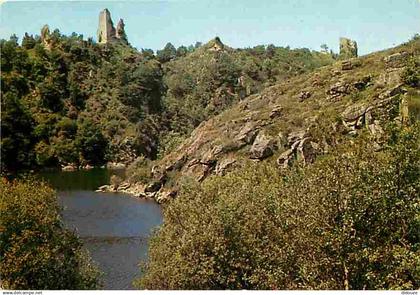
276,130 -> 319,169
97,39 -> 415,204
298,91 -> 311,102
341,87 -> 405,136
327,76 -> 372,100
116,19 -> 128,44
40,25 -> 54,50
384,52 -> 409,68
97,9 -> 128,44
339,37 -> 358,59
249,133 -> 277,159
341,58 -> 362,71
215,158 -> 236,176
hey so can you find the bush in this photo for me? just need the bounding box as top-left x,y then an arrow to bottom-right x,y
136,124 -> 420,290
0,178 -> 101,289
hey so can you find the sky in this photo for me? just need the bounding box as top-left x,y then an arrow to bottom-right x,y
0,0 -> 419,55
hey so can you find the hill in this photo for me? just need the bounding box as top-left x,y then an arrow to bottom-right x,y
112,37 -> 420,202
1,27 -> 334,175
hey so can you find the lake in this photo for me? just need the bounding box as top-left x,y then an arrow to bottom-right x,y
39,168 -> 163,290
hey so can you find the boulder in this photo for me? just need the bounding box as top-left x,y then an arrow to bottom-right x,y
144,181 -> 162,193
353,75 -> 371,90
234,122 -> 260,147
269,106 -> 283,118
249,133 -> 277,159
298,91 -> 311,102
156,189 -> 177,204
341,58 -> 362,71
215,158 -> 237,176
277,149 -> 295,169
384,52 -> 409,68
341,103 -> 368,122
287,130 -> 308,146
62,164 -> 77,172
297,138 -> 317,165
327,81 -> 351,100
106,162 -> 126,170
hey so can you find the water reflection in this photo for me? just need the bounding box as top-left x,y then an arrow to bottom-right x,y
39,169 -> 163,290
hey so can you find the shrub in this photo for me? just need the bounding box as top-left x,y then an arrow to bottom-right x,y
0,178 -> 101,289
136,124 -> 420,290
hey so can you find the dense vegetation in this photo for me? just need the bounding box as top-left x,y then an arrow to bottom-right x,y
2,25 -> 419,291
0,178 -> 101,289
1,30 -> 334,175
137,123 -> 420,290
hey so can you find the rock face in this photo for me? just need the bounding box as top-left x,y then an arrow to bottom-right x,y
249,133 -> 277,159
97,9 -> 128,44
99,39 -> 414,204
339,37 -> 358,59
116,19 -> 128,44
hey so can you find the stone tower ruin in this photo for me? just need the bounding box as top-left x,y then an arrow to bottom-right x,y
97,8 -> 128,44
339,37 -> 358,59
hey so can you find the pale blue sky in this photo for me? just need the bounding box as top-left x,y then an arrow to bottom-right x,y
1,0 -> 419,55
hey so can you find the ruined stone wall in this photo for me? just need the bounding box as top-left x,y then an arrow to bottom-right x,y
339,37 -> 358,59
97,9 -> 116,44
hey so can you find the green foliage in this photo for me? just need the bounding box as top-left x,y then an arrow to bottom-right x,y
1,92 -> 36,173
157,42 -> 177,63
137,124 -> 420,290
0,178 -> 101,289
75,118 -> 108,166
161,42 -> 335,136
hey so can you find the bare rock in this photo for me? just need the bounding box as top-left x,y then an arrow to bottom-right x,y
269,106 -> 283,118
277,149 -> 295,169
249,133 -> 277,159
326,81 -> 351,100
298,91 -> 312,102
234,122 -> 260,147
156,189 -> 177,204
342,103 -> 368,122
165,154 -> 187,172
384,52 -> 409,68
341,58 -> 362,71
201,145 -> 225,165
106,162 -> 126,170
145,181 -> 162,193
297,138 -> 317,165
287,130 -> 308,146
62,164 -> 77,172
353,75 -> 371,90
184,160 -> 214,182
215,158 -> 237,176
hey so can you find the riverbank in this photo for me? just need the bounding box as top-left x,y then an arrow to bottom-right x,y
96,182 -> 176,204
38,169 -> 163,289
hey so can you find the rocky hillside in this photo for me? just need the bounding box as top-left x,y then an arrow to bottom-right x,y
111,38 -> 420,202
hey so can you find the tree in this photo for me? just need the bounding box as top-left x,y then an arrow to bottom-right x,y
0,178 -> 101,289
75,118 -> 108,166
320,44 -> 329,53
0,92 -> 36,174
136,124 -> 420,290
22,32 -> 36,49
157,42 -> 177,63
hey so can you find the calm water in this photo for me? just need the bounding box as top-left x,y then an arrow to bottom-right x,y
39,168 -> 163,290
